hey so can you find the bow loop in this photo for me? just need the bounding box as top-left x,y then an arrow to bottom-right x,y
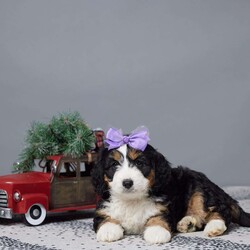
105,126 -> 150,151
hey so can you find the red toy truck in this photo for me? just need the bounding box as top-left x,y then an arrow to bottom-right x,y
0,153 -> 98,226
0,129 -> 105,226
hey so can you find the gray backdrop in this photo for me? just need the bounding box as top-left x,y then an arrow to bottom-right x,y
0,1 -> 249,186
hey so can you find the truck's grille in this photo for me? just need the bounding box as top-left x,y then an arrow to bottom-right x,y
0,190 -> 8,208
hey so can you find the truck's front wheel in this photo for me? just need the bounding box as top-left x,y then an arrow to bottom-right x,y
24,203 -> 46,226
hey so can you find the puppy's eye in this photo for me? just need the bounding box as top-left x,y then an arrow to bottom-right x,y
134,160 -> 143,167
110,160 -> 119,168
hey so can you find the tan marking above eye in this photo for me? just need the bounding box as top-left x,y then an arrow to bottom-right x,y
127,148 -> 142,160
110,150 -> 123,162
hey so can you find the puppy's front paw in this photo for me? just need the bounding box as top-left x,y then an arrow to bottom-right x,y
204,219 -> 227,237
177,216 -> 197,233
143,225 -> 171,244
97,222 -> 124,242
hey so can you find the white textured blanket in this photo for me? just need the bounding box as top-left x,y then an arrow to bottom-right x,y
0,186 -> 250,250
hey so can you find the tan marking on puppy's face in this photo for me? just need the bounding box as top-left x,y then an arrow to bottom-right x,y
146,215 -> 171,233
147,170 -> 155,187
127,148 -> 142,160
110,150 -> 123,163
104,174 -> 111,186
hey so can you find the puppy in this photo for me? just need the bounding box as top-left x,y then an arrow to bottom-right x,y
92,127 -> 250,244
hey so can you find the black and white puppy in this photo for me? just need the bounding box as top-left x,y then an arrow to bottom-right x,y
92,127 -> 250,244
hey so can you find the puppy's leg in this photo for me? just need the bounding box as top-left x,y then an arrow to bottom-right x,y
204,213 -> 227,237
97,221 -> 124,242
177,215 -> 198,233
177,192 -> 209,233
143,216 -> 172,244
94,211 -> 124,242
177,213 -> 227,237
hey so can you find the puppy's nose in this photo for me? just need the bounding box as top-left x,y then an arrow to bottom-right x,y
122,179 -> 134,189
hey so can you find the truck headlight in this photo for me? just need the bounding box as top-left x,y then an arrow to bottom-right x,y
13,191 -> 22,202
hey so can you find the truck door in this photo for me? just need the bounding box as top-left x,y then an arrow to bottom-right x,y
50,160 -> 78,208
78,161 -> 96,204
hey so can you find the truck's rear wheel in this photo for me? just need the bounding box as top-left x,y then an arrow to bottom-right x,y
24,203 -> 46,226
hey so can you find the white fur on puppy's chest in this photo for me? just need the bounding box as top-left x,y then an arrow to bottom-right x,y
103,197 -> 162,234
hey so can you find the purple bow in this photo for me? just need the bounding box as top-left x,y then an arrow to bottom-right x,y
105,126 -> 150,151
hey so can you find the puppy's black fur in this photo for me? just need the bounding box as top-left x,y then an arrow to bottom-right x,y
92,144 -> 250,240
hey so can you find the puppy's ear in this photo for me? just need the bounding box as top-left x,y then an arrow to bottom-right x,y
91,148 -> 110,199
145,145 -> 172,195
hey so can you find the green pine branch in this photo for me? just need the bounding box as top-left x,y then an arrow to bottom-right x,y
15,111 -> 95,172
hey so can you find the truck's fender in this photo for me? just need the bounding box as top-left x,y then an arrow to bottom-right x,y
15,193 -> 49,214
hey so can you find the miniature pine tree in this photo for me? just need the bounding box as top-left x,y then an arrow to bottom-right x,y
15,112 -> 95,172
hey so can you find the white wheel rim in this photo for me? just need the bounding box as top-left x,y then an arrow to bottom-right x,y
25,203 -> 46,226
